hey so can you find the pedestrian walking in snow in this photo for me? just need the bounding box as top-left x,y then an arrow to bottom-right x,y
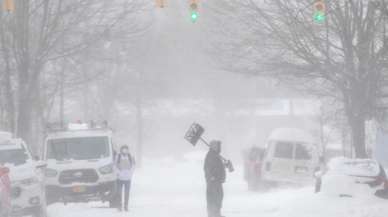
115,145 -> 136,212
244,146 -> 265,191
204,140 -> 226,217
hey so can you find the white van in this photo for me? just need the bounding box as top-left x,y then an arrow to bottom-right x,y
43,123 -> 117,205
262,128 -> 320,185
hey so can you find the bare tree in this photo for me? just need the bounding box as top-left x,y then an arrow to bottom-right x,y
0,0 -> 151,149
205,0 -> 388,158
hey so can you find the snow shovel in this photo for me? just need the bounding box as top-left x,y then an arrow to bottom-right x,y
184,123 -> 234,173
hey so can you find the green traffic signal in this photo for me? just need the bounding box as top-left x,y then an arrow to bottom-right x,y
191,11 -> 198,22
314,11 -> 326,23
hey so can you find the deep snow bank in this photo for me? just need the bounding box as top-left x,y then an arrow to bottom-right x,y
48,154 -> 388,217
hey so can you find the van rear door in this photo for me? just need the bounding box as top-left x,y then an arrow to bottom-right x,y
293,143 -> 315,180
266,141 -> 295,181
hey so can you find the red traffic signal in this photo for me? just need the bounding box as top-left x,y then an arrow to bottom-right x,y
156,0 -> 166,8
314,0 -> 326,12
190,3 -> 198,10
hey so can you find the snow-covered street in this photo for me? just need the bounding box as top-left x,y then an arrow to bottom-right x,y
47,153 -> 388,217
2,1 -> 388,217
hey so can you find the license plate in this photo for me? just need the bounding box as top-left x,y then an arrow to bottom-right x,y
72,186 -> 86,193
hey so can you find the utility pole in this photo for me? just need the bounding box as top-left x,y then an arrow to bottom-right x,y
59,23 -> 66,127
59,67 -> 65,127
319,104 -> 325,155
135,70 -> 144,167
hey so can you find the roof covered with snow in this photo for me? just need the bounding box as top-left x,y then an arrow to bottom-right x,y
0,137 -> 24,150
0,131 -> 13,142
268,128 -> 316,144
328,157 -> 381,177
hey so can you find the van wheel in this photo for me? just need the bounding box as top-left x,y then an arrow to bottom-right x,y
109,196 -> 119,208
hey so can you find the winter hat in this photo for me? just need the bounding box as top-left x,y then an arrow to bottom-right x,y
209,140 -> 221,151
120,145 -> 129,152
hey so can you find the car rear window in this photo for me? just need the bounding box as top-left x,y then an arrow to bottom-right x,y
274,142 -> 293,159
295,144 -> 312,160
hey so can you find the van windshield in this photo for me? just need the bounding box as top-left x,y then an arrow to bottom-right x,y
47,137 -> 110,160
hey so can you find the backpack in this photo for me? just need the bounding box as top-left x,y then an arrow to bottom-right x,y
117,153 -> 134,167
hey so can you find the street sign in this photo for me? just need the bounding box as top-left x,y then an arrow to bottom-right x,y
184,123 -> 205,146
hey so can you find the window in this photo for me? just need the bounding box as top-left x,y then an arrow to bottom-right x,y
295,144 -> 312,160
0,143 -> 29,166
274,142 -> 293,159
47,137 -> 110,160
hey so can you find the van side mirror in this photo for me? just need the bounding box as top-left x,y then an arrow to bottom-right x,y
36,161 -> 47,169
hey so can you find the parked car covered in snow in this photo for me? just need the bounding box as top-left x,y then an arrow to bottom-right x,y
261,128 -> 320,185
0,136 -> 47,217
319,157 -> 387,198
0,166 -> 11,217
43,122 -> 117,205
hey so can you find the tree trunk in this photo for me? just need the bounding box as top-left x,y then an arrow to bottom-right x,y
0,9 -> 15,132
349,114 -> 367,158
135,95 -> 143,167
345,80 -> 368,159
16,99 -> 33,143
14,0 -> 33,144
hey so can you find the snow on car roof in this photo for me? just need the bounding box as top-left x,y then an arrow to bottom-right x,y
268,128 -> 315,144
328,157 -> 381,177
0,138 -> 23,150
0,131 -> 13,143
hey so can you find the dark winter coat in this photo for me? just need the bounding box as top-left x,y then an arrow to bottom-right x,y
204,149 -> 226,184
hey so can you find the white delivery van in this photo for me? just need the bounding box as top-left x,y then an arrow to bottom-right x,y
0,134 -> 47,217
43,122 -> 116,205
262,128 -> 320,185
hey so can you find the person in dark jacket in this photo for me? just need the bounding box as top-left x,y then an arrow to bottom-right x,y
204,140 -> 226,217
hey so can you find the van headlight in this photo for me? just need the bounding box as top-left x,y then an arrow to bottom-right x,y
19,177 -> 39,186
99,164 -> 114,174
45,168 -> 58,177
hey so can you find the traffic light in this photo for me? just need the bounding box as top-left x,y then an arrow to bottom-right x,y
3,0 -> 14,12
313,0 -> 326,23
190,0 -> 198,23
156,0 -> 166,8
